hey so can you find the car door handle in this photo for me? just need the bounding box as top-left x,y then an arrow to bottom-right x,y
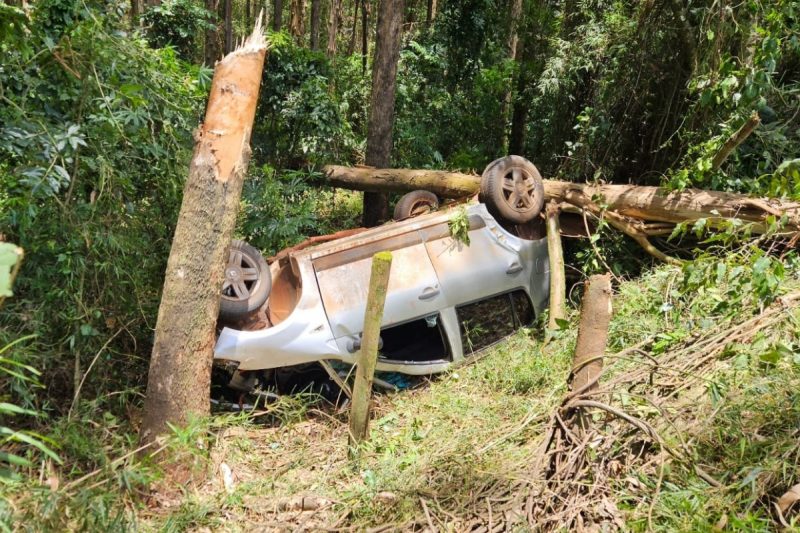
419,287 -> 440,300
506,262 -> 523,275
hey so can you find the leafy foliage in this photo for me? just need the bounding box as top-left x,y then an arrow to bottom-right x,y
140,0 -> 214,61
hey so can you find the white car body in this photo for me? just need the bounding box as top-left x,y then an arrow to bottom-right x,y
214,202 -> 550,375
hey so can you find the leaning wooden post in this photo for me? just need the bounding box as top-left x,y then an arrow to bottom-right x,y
569,274 -> 612,428
349,251 -> 392,457
140,19 -> 268,447
545,201 -> 566,329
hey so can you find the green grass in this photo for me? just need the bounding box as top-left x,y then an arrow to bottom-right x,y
4,260 -> 799,531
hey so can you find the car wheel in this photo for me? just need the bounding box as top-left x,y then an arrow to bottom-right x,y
393,190 -> 439,221
479,156 -> 545,224
219,240 -> 271,321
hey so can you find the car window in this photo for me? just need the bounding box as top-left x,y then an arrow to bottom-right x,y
457,290 -> 534,354
379,314 -> 449,363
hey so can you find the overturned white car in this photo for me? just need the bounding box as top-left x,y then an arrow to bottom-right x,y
214,156 -> 551,380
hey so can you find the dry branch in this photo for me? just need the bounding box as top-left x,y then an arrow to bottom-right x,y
712,111 -> 761,171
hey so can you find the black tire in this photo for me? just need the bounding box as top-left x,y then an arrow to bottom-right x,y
479,156 -> 545,224
393,190 -> 439,221
219,240 -> 271,321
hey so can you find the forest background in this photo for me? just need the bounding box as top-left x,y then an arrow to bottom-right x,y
0,0 -> 799,528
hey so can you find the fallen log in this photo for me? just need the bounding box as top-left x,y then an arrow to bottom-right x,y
321,165 -> 800,232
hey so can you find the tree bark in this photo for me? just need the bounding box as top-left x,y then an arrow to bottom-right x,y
347,0 -> 359,55
321,165 -> 800,231
570,274 -> 611,394
224,0 -> 233,53
362,0 -> 404,227
348,251 -> 392,456
273,0 -> 283,31
361,0 -> 369,73
140,24 -> 268,446
310,0 -> 321,49
290,0 -> 305,42
546,202 -> 565,329
130,0 -> 143,20
569,273 -> 612,427
327,0 -> 341,57
204,0 -> 223,65
425,0 -> 435,25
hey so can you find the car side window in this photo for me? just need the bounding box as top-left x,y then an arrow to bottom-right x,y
457,290 -> 534,354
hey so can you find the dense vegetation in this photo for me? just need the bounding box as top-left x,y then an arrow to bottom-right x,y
1,0 -> 799,529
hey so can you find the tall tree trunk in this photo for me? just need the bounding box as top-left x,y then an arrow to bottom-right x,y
361,0 -> 369,73
130,0 -> 143,20
204,0 -> 223,65
362,0 -> 404,227
290,0 -> 305,41
310,0 -> 321,49
224,0 -> 233,53
140,25 -> 268,446
347,0 -> 360,55
246,0 -> 251,30
498,0 -> 523,153
273,0 -> 283,31
327,0 -> 341,57
425,0 -> 435,25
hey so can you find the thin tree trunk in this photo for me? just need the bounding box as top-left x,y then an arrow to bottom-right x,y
140,24 -> 268,447
348,251 -> 392,456
425,0 -> 435,25
310,0 -> 321,49
204,0 -> 223,65
327,0 -> 341,57
224,0 -> 233,53
546,201 -> 565,329
246,0 -> 251,30
347,0 -> 359,55
130,0 -> 143,20
273,0 -> 283,31
499,0 -> 523,152
362,0 -> 404,227
361,0 -> 369,73
290,0 -> 305,41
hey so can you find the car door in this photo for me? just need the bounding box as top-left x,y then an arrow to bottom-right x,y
422,212 -> 524,308
313,230 -> 443,340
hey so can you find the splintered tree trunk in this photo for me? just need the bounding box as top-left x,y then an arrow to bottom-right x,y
140,24 -> 268,446
362,0 -> 404,227
310,0 -> 321,49
570,274 -> 612,397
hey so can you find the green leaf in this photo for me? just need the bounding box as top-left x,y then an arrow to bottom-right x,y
0,403 -> 38,417
0,243 -> 22,298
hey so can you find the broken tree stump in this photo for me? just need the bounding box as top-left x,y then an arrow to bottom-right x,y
140,19 -> 268,446
570,273 -> 612,414
349,251 -> 392,457
545,201 -> 566,329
